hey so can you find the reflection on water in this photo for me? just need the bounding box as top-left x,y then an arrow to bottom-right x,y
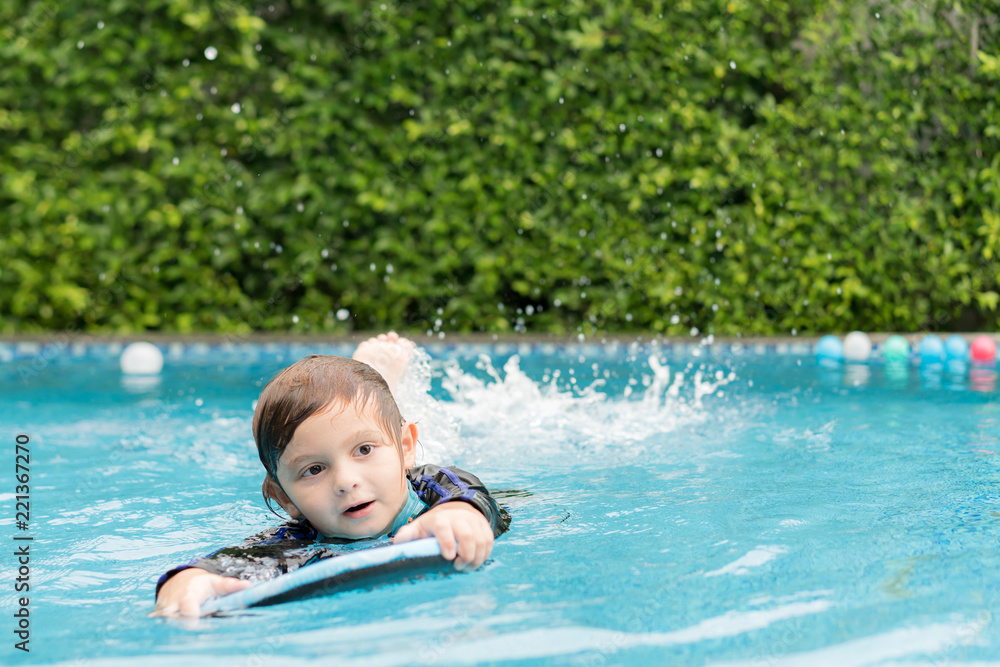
813,357 -> 997,394
884,361 -> 909,388
120,375 -> 162,393
970,367 -> 997,393
919,362 -> 944,390
843,363 -> 870,387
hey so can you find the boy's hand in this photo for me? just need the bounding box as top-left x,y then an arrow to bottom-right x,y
352,331 -> 416,398
148,568 -> 253,618
391,502 -> 494,570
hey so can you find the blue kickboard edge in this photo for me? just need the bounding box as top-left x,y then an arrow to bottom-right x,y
201,538 -> 446,614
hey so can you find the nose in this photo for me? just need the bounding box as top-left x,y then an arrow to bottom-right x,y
330,463 -> 359,495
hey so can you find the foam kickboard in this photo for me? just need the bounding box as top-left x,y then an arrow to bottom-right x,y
201,538 -> 448,614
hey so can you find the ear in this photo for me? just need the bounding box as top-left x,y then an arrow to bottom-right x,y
262,474 -> 302,519
400,421 -> 418,470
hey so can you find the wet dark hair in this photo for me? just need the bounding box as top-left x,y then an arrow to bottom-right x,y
252,355 -> 405,517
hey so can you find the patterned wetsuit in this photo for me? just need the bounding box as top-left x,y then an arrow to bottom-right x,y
154,464 -> 510,599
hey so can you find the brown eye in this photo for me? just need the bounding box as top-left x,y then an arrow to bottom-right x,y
358,444 -> 374,456
303,465 -> 323,477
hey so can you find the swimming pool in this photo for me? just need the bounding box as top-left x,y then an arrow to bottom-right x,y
2,339 -> 999,665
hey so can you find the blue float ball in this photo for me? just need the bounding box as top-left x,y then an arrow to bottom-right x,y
944,334 -> 969,361
815,335 -> 844,362
917,334 -> 946,363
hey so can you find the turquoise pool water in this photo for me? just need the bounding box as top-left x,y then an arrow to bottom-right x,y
2,340 -> 999,665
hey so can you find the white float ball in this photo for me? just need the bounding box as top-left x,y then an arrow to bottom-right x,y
843,331 -> 872,362
120,342 -> 164,375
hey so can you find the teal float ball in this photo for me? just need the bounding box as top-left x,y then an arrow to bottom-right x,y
881,335 -> 910,362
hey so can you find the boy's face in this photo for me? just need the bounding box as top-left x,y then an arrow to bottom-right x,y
273,397 -> 416,539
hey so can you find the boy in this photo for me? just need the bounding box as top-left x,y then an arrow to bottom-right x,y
151,333 -> 509,617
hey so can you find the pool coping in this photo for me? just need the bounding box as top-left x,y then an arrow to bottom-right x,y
1,332 -> 995,344
1,332 -> 994,365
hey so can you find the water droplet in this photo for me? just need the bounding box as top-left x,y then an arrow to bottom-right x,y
172,157 -> 179,165
231,102 -> 241,113
195,398 -> 204,406
204,46 -> 218,60
336,308 -> 350,321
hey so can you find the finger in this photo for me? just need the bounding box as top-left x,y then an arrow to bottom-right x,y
146,604 -> 173,619
217,578 -> 253,596
453,527 -> 478,569
433,524 -> 457,562
391,522 -> 422,543
471,535 -> 489,569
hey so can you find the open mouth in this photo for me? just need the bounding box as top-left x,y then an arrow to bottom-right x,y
343,500 -> 374,515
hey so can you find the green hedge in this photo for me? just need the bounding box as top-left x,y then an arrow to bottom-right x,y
1,0 -> 998,335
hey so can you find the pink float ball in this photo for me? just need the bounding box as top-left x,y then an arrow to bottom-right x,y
970,335 -> 996,363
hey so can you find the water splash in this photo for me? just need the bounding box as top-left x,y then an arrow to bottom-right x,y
396,348 -> 739,469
